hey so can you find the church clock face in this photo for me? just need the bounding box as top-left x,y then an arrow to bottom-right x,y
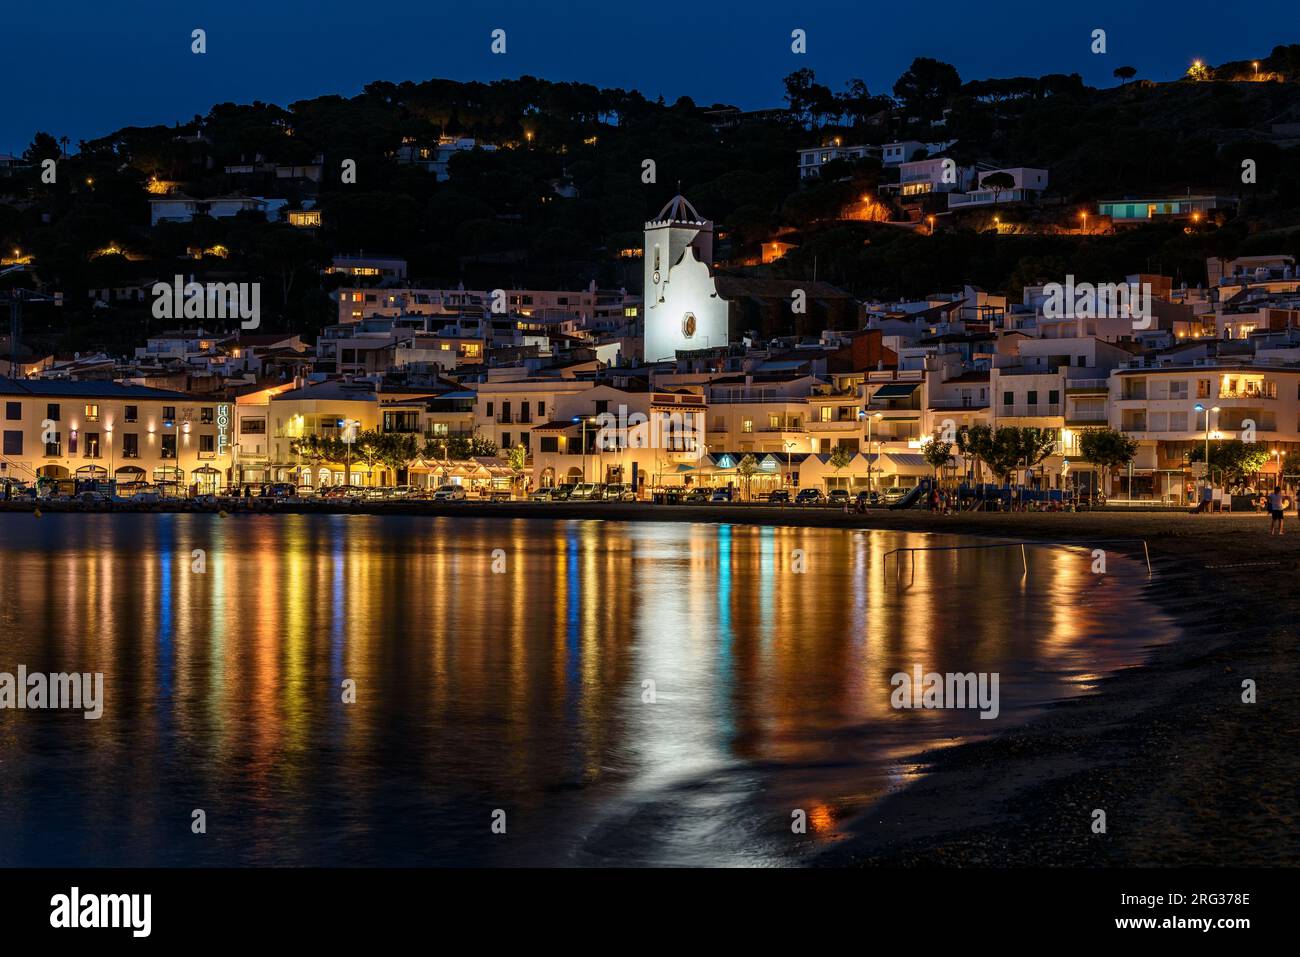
681,312 -> 696,338
652,270 -> 661,285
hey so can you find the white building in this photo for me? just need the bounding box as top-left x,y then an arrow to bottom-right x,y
642,195 -> 730,363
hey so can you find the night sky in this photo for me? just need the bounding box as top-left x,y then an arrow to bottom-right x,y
3,0 -> 1296,151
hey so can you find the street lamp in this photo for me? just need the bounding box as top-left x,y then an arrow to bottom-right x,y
1194,403 -> 1221,487
571,415 -> 591,483
859,409 -> 883,492
783,439 -> 797,490
927,215 -> 936,236
1080,210 -> 1088,234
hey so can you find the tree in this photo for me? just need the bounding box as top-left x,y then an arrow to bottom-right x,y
921,439 -> 953,485
1113,66 -> 1137,84
736,453 -> 758,501
1188,440 -> 1270,485
1079,428 -> 1139,495
892,58 -> 961,120
979,171 -> 1016,207
381,433 -> 421,484
507,443 -> 528,492
828,443 -> 854,490
955,424 -> 994,484
22,132 -> 61,165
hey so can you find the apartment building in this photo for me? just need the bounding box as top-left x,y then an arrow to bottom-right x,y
0,379 -> 230,492
1108,360 -> 1300,501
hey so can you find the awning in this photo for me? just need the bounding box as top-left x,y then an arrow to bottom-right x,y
870,383 -> 919,398
886,453 -> 929,468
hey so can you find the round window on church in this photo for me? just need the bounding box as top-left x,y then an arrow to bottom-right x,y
681,312 -> 697,338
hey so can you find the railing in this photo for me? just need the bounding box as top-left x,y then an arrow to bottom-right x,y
883,539 -> 1152,585
1000,404 -> 1061,416
1065,409 -> 1108,422
1065,378 -> 1110,390
929,398 -> 987,409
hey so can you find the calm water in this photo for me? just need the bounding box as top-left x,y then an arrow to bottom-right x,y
0,514 -> 1174,866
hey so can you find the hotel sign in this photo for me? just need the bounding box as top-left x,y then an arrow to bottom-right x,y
217,404 -> 231,456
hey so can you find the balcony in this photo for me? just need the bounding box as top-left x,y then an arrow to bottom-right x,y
1065,378 -> 1110,392
1000,404 -> 1061,417
1065,409 -> 1108,423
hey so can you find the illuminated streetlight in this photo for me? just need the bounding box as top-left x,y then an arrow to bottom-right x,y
927,215 -> 935,236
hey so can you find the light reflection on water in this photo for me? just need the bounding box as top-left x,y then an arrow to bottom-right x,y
0,514 -> 1174,866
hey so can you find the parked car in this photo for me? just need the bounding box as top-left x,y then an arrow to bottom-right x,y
828,488 -> 851,506
603,483 -> 636,501
553,483 -> 577,501
530,487 -> 557,502
709,488 -> 733,503
767,489 -> 790,504
431,484 -> 467,502
855,490 -> 881,509
795,488 -> 825,506
685,486 -> 711,504
569,483 -> 601,500
881,486 -> 908,505
262,483 -> 298,499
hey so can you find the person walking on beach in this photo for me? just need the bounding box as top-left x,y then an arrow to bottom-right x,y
1268,486 -> 1289,535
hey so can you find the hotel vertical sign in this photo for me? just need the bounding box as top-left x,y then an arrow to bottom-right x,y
217,403 -> 232,457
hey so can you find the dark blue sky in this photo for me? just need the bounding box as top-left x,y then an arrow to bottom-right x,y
3,0 -> 1296,152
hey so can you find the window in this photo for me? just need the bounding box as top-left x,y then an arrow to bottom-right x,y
1196,380 -> 1210,399
820,406 -> 832,422
241,418 -> 266,435
161,435 -> 176,459
540,436 -> 559,453
68,432 -> 77,455
84,432 -> 100,458
594,400 -> 609,414
5,402 -> 19,421
1048,390 -> 1059,406
485,402 -> 494,417
1003,391 -> 1013,406
200,407 -> 214,424
46,403 -> 60,422
1027,391 -> 1038,406
124,405 -> 138,422
2,430 -> 21,455
537,401 -> 545,418
1169,381 -> 1188,400
769,414 -> 781,429
199,434 -> 215,458
45,431 -> 61,456
501,432 -> 511,448
163,406 -> 176,421
122,433 -> 139,458
742,419 -> 754,433
84,404 -> 99,422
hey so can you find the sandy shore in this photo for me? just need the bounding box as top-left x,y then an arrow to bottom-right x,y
5,500 -> 1294,865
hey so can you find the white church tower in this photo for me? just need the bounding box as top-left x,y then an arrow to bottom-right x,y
643,194 -> 728,362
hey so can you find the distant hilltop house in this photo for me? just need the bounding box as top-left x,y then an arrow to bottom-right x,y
798,139 -> 960,181
642,194 -> 856,363
149,194 -> 314,226
0,152 -> 30,177
1097,194 -> 1237,227
948,167 -> 1050,209
396,136 -> 497,180
325,255 -> 408,282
